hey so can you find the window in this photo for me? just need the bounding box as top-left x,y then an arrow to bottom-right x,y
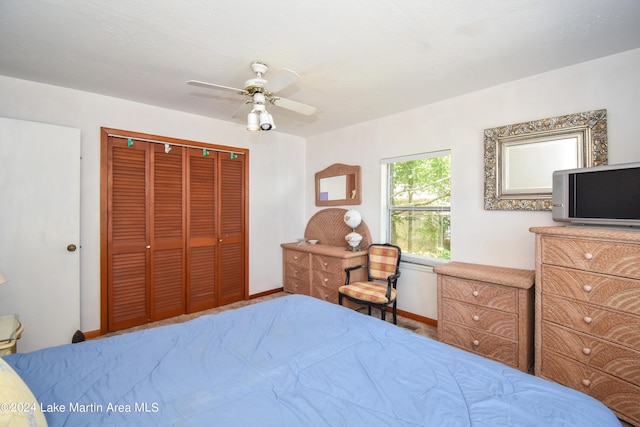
382,150 -> 451,265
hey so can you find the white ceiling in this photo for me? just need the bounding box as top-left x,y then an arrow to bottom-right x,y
1,0 -> 639,138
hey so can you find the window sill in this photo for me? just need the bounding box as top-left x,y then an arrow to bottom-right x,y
400,254 -> 448,269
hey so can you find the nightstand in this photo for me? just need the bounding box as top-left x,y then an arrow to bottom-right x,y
0,314 -> 23,356
434,262 -> 535,372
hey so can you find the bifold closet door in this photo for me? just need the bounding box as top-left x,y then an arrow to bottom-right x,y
186,149 -> 217,312
217,152 -> 246,306
107,139 -> 187,330
150,143 -> 185,320
107,138 -> 150,331
185,150 -> 247,311
105,132 -> 247,332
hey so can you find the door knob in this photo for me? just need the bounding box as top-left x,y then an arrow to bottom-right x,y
67,244 -> 77,252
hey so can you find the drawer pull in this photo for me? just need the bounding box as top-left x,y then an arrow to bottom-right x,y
472,340 -> 480,346
294,256 -> 299,260
323,262 -> 328,266
582,285 -> 592,292
582,379 -> 591,387
472,315 -> 480,322
583,316 -> 593,324
472,290 -> 479,297
582,347 -> 592,355
583,252 -> 593,260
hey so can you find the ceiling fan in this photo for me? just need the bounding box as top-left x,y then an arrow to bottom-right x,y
187,62 -> 317,131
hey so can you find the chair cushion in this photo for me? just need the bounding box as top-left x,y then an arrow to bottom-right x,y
368,246 -> 399,281
339,282 -> 397,304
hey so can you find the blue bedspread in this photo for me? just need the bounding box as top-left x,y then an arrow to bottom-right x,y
4,295 -> 620,426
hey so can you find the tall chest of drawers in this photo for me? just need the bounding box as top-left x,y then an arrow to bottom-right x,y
531,226 -> 640,426
434,262 -> 535,372
281,243 -> 367,308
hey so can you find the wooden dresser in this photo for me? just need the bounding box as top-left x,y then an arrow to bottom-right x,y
282,208 -> 371,308
530,226 -> 640,426
434,261 -> 535,372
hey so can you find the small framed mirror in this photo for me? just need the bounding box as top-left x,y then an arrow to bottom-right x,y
484,109 -> 607,211
315,163 -> 362,206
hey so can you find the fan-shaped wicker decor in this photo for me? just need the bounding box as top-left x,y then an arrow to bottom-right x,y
304,208 -> 372,249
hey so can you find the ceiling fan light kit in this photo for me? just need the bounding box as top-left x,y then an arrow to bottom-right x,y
247,111 -> 259,131
188,61 -> 316,132
259,111 -> 274,130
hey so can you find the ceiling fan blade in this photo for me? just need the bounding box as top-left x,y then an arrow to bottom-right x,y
264,69 -> 301,94
271,97 -> 317,116
187,80 -> 248,94
231,100 -> 251,119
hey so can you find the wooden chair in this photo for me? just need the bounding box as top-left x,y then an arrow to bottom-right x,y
338,243 -> 401,324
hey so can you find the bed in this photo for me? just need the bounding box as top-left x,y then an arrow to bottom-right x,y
2,294 -> 621,426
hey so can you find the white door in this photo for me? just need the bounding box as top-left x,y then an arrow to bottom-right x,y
0,117 -> 80,352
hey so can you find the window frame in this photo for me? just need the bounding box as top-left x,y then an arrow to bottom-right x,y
381,150 -> 451,267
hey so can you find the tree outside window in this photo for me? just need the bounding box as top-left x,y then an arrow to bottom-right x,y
386,152 -> 451,263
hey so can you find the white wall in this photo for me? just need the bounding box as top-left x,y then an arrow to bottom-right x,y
1,48 -> 638,333
0,75 -> 306,333
306,48 -> 640,319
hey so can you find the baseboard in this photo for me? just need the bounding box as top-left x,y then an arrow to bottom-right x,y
83,330 -> 101,340
395,308 -> 437,328
249,287 -> 284,299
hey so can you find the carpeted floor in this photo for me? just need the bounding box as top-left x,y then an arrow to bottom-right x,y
104,291 -> 439,340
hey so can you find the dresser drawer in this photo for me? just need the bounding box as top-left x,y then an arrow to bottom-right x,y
441,323 -> 517,367
440,276 -> 517,313
283,249 -> 310,266
542,293 -> 640,349
542,265 -> 640,315
312,269 -> 343,289
542,321 -> 640,386
311,254 -> 345,274
541,236 -> 640,279
283,277 -> 310,295
541,350 -> 640,425
311,281 -> 339,304
284,262 -> 309,281
442,298 -> 517,340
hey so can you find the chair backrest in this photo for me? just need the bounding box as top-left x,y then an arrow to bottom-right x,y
367,244 -> 401,281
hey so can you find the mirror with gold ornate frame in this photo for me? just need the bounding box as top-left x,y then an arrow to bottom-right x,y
315,163 -> 362,206
484,109 -> 607,211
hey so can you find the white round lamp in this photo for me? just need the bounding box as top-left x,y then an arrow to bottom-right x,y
344,209 -> 363,251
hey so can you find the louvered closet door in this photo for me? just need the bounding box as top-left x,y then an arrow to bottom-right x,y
150,144 -> 185,320
217,153 -> 246,306
107,138 -> 150,331
104,129 -> 248,332
186,149 -> 218,312
107,140 -> 187,328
